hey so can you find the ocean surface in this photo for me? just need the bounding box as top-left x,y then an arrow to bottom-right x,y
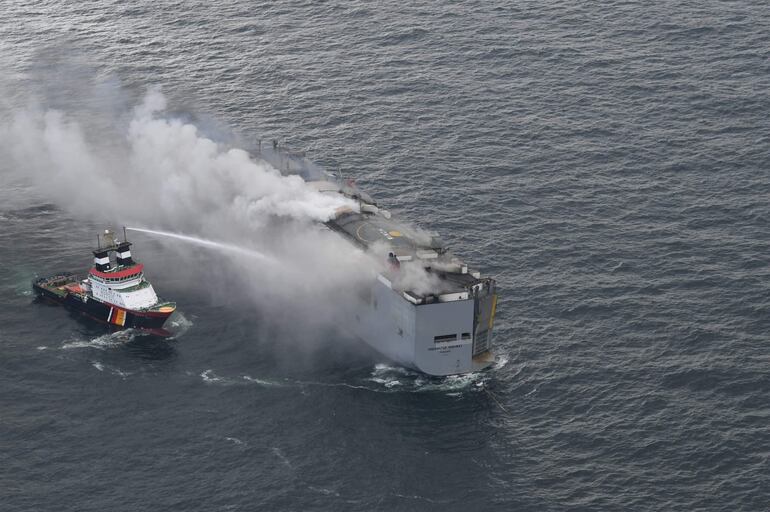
1,1 -> 769,510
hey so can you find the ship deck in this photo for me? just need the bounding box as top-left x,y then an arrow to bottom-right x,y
327,212 -> 433,252
261,144 -> 492,297
34,273 -> 79,295
328,211 -> 485,295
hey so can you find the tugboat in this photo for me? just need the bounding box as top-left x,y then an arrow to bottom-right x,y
33,228 -> 176,330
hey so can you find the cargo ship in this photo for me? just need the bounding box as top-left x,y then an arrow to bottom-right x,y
258,142 -> 498,376
33,229 -> 176,330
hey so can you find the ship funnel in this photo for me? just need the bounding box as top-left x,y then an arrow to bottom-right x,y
93,248 -> 111,272
116,241 -> 134,266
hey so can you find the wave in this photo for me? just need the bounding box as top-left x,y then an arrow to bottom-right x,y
61,329 -> 138,350
90,360 -> 132,378
242,375 -> 287,387
200,369 -> 226,384
367,363 -> 489,393
195,361 -> 506,395
165,311 -> 194,338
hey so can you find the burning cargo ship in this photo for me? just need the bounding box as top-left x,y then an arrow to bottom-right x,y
261,143 -> 498,376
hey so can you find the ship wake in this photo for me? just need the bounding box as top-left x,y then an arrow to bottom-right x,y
61,329 -> 139,350
367,363 -> 490,393
193,364 -> 501,396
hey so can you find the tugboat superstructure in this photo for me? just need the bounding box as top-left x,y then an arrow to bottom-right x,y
33,229 -> 176,331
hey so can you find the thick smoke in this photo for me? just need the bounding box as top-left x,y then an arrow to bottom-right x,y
0,87 -> 384,345
3,89 -> 357,230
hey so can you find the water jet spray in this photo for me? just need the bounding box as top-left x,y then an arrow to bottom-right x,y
126,227 -> 275,264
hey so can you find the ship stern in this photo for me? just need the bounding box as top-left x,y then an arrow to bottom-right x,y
412,279 -> 497,376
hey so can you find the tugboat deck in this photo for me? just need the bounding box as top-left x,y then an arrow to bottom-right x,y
34,274 -> 79,297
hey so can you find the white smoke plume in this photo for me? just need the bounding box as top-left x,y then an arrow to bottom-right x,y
3,89 -> 357,231
0,87 -> 385,346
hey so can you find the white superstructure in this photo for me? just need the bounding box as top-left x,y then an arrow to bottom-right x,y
88,273 -> 160,310
88,230 -> 163,311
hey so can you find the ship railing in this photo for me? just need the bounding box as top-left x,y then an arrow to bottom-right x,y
117,281 -> 150,293
140,301 -> 176,312
252,139 -> 336,182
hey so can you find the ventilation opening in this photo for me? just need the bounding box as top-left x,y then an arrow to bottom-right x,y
434,334 -> 458,343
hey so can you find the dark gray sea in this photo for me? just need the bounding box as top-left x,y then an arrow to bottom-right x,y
1,1 -> 769,510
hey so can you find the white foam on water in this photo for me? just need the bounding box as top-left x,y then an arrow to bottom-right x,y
413,372 -> 489,392
368,376 -> 403,388
113,368 -> 131,378
296,379 -> 383,392
493,354 -> 510,370
12,276 -> 34,297
200,369 -> 225,384
196,369 -> 291,388
199,370 -> 288,387
366,364 -> 419,389
166,311 -> 193,339
367,363 -> 489,393
62,340 -> 103,350
197,365 -> 485,395
242,375 -> 285,387
90,360 -> 132,378
36,346 -> 48,350
61,329 -> 137,350
372,363 -> 413,376
225,437 -> 246,446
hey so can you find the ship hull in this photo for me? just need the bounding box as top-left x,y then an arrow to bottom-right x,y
33,283 -> 173,330
350,278 -> 497,376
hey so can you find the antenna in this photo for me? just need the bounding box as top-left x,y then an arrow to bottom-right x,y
97,234 -> 100,250
123,226 -> 128,243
